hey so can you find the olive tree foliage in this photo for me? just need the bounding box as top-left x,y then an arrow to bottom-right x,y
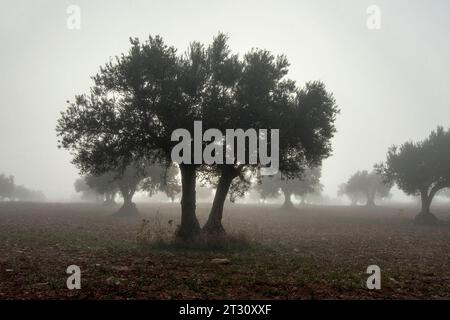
256,167 -> 323,209
339,170 -> 391,207
376,126 -> 450,224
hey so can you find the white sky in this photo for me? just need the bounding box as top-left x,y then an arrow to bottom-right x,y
1,0 -> 449,201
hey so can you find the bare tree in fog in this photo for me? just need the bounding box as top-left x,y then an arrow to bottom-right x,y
377,126 -> 450,225
339,170 -> 391,207
257,167 -> 322,210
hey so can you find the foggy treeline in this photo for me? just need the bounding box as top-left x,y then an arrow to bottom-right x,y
0,173 -> 45,202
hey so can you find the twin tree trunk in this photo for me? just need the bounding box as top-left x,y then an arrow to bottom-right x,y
177,164 -> 201,240
203,169 -> 235,234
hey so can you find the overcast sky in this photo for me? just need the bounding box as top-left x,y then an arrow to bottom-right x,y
1,0 -> 449,201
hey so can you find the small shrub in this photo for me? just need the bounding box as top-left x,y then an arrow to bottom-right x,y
136,215 -> 175,245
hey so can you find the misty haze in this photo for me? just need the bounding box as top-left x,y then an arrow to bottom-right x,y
1,0 -> 450,304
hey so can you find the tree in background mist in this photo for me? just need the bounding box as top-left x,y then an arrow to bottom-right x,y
75,172 -> 119,204
337,183 -> 365,206
377,126 -> 450,225
438,188 -> 450,201
56,33 -> 338,239
295,188 -> 324,205
0,174 -> 15,201
199,35 -> 338,233
257,167 -> 322,210
71,160 -> 164,216
0,174 -> 45,202
339,170 -> 391,207
74,178 -> 99,202
57,35 -> 207,238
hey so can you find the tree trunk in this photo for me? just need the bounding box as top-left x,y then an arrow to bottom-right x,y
203,169 -> 235,234
415,191 -> 438,225
281,191 -> 295,210
115,188 -> 138,216
177,165 -> 200,240
366,193 -> 376,207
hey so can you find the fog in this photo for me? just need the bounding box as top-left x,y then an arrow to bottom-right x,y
1,0 -> 450,201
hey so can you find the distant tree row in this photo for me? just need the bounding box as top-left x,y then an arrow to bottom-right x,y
336,126 -> 450,225
338,170 -> 391,206
74,163 -> 181,214
0,174 -> 45,202
257,167 -> 323,209
56,33 -> 339,239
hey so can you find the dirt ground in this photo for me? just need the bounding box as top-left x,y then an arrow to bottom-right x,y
0,202 -> 449,299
